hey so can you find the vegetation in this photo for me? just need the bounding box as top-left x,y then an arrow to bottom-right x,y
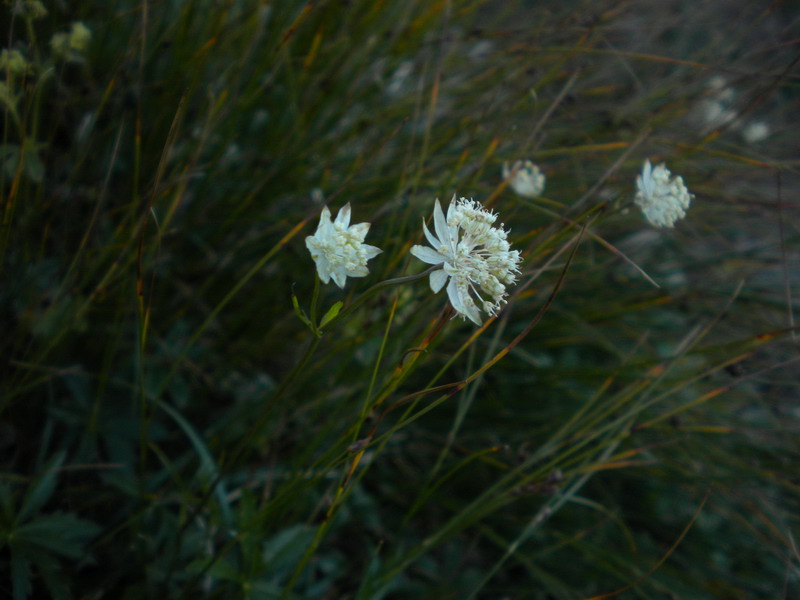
2,0 -> 798,598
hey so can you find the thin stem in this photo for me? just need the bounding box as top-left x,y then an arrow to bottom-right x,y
310,273 -> 321,332
323,265 -> 438,331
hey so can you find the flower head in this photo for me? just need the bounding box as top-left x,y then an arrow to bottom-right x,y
502,159 -> 545,198
741,120 -> 770,144
634,159 -> 693,228
13,0 -> 47,19
0,49 -> 29,77
51,22 -> 92,61
410,195 -> 522,325
305,203 -> 382,288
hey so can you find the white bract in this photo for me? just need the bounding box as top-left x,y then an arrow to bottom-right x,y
410,195 -> 522,325
502,159 -> 545,198
305,204 -> 382,288
634,159 -> 693,228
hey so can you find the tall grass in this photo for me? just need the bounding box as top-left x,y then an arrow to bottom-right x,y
2,0 -> 799,598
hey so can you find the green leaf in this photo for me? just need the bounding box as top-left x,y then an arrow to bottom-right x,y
319,301 -> 343,329
0,480 -> 14,521
0,82 -> 19,119
18,451 -> 65,523
0,144 -> 20,177
15,513 -> 100,559
21,139 -> 44,183
291,287 -> 312,328
34,552 -> 72,600
153,398 -> 234,532
262,525 -> 316,577
11,552 -> 32,600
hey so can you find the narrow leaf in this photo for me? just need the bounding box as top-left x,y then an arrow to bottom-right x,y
11,553 -> 32,600
18,451 -> 66,523
319,301 -> 343,328
291,287 -> 312,328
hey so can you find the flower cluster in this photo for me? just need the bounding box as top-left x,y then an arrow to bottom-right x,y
51,22 -> 92,62
305,203 -> 382,288
13,0 -> 47,19
303,155 -> 693,326
409,196 -> 522,325
502,159 -> 545,198
634,159 -> 693,228
0,49 -> 29,77
697,76 -> 770,144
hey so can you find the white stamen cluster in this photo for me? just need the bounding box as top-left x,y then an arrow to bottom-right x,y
634,160 -> 693,228
410,195 -> 522,325
305,204 -> 382,288
502,159 -> 545,198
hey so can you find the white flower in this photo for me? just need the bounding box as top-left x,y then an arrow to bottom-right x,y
502,160 -> 545,198
634,159 -> 693,228
410,195 -> 522,325
305,204 -> 382,288
699,76 -> 737,130
741,120 -> 770,144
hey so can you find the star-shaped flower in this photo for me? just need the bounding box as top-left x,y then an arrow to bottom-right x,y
306,203 -> 382,288
634,159 -> 693,228
410,195 -> 522,325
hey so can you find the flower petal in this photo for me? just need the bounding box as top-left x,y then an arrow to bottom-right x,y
335,203 -> 352,228
421,218 -> 440,248
319,206 -> 335,238
446,193 -> 457,221
447,278 -> 482,325
464,303 -> 482,325
446,277 -> 466,313
410,245 -> 446,265
433,199 -> 450,250
315,255 -> 331,284
317,205 -> 333,234
347,264 -> 369,277
429,268 -> 449,293
363,244 -> 382,259
349,222 -> 370,242
330,267 -> 347,288
640,159 -> 653,197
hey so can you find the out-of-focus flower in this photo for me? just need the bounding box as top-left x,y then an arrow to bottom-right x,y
70,22 -> 92,52
51,22 -> 92,61
502,160 -> 545,198
698,76 -> 738,131
634,159 -> 693,228
13,0 -> 47,19
696,77 -> 773,144
410,195 -> 521,325
0,50 -> 30,77
741,120 -> 770,144
310,188 -> 325,205
306,204 -> 382,288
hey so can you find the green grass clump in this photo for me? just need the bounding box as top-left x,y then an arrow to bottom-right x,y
2,0 -> 799,598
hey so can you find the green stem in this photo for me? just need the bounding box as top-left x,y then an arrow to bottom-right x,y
232,267 -> 435,464
309,274 -> 321,331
